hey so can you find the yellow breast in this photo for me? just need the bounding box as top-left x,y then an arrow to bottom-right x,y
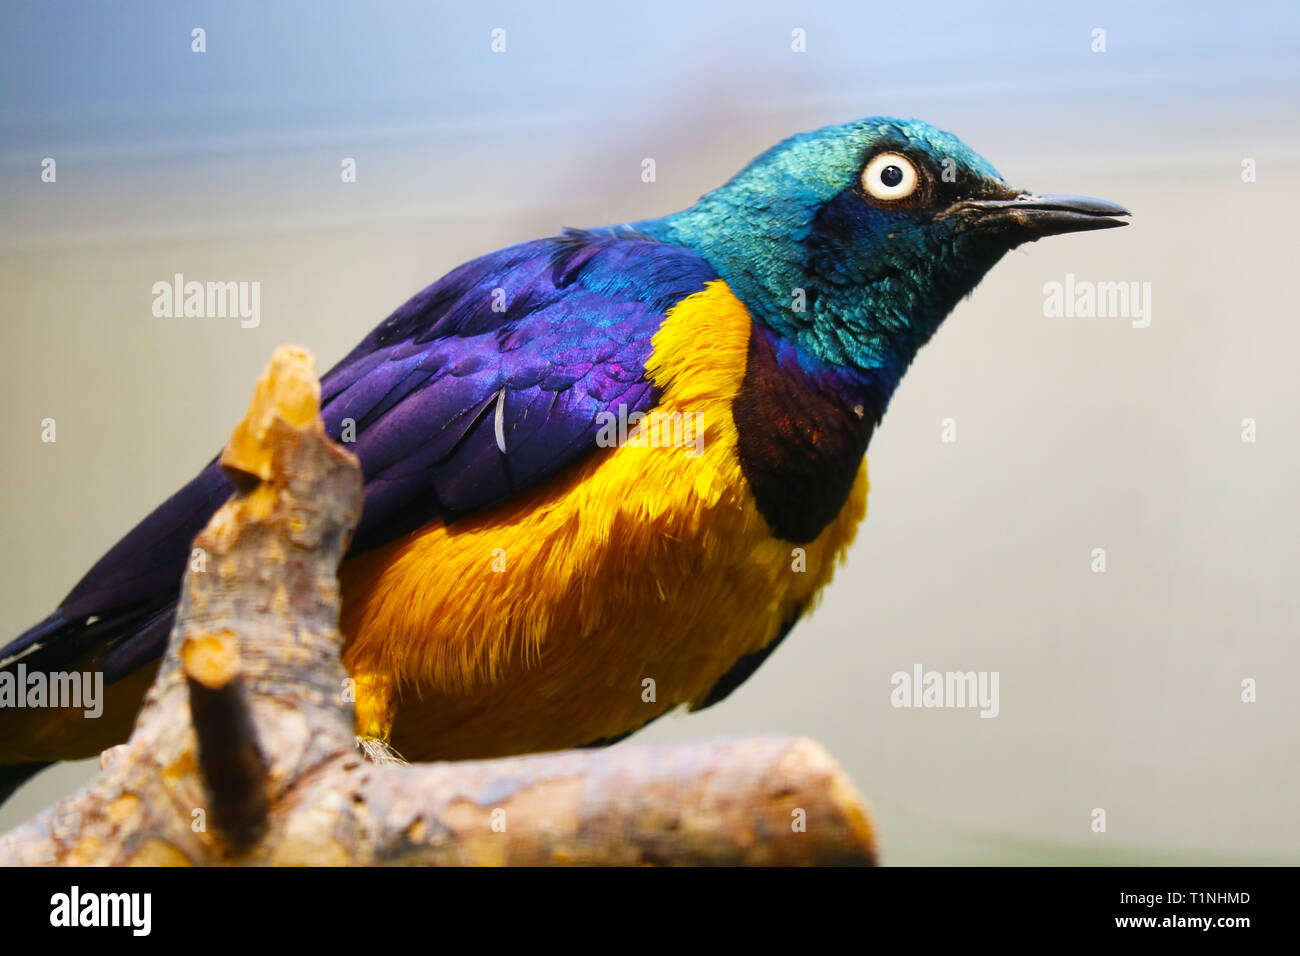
338,280 -> 868,759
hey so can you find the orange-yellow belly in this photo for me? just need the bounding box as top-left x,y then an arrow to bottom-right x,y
338,281 -> 869,760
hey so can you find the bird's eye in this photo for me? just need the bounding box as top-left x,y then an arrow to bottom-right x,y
861,152 -> 920,202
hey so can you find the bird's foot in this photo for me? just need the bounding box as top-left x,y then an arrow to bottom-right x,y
356,736 -> 406,765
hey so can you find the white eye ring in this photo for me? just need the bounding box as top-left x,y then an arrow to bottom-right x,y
861,152 -> 919,201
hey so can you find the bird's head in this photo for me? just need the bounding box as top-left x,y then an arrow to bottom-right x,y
640,116 -> 1128,390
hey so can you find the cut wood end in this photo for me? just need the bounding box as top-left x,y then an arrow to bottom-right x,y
99,743 -> 130,772
825,758 -> 879,862
181,630 -> 241,689
221,345 -> 321,482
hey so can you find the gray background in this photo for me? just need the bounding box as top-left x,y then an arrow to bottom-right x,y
1,0 -> 1297,863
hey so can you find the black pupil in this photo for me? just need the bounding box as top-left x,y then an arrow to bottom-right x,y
880,164 -> 904,188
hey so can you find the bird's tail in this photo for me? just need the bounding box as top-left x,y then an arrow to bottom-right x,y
0,604 -> 173,804
0,458 -> 228,809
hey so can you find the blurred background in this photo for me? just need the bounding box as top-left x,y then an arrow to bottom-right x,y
1,0 -> 1297,863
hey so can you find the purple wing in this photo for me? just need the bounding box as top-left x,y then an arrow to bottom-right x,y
320,231 -> 715,549
4,230 -> 717,682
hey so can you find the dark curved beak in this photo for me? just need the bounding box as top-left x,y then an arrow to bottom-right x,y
948,193 -> 1131,240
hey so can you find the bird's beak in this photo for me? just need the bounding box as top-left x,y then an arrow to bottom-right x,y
947,193 -> 1131,240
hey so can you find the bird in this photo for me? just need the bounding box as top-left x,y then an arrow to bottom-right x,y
0,117 -> 1128,801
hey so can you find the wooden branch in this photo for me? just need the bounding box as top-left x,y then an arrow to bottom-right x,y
0,345 -> 878,866
182,631 -> 269,849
